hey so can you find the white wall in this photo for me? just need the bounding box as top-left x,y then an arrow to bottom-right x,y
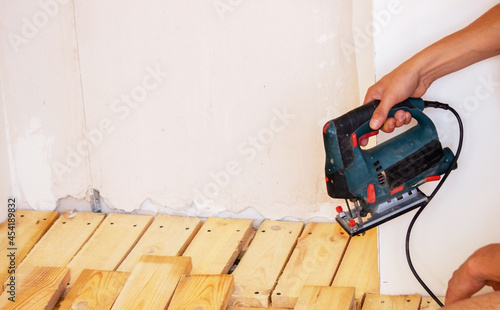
374,0 -> 500,296
0,0 -> 364,221
0,0 -> 90,223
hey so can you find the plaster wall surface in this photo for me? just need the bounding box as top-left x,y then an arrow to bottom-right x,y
0,0 -> 364,221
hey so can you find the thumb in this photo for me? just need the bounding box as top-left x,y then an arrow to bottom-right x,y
370,103 -> 391,130
370,95 -> 401,129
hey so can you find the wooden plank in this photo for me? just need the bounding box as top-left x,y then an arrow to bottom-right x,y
272,222 -> 350,308
182,217 -> 254,274
361,294 -> 421,310
331,228 -> 379,307
0,210 -> 59,286
19,211 -> 105,268
294,286 -> 356,310
58,269 -> 129,310
229,220 -> 303,308
66,213 -> 152,289
227,307 -> 288,310
169,274 -> 234,310
118,215 -> 202,272
111,255 -> 191,310
420,297 -> 445,310
0,266 -> 69,309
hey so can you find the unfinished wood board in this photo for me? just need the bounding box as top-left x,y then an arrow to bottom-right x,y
229,220 -> 303,308
118,215 -> 202,272
66,213 -> 152,289
331,228 -> 379,305
183,217 -> 254,274
169,274 -> 234,310
272,222 -> 350,308
294,286 -> 356,310
361,293 -> 421,310
19,212 -> 105,269
58,269 -> 130,310
0,210 -> 58,286
0,266 -> 69,309
420,297 -> 445,310
111,255 -> 191,310
227,307 -> 289,310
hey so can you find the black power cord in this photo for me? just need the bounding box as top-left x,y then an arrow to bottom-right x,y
405,101 -> 464,307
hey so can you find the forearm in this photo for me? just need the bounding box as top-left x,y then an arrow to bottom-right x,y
364,3 -> 500,130
409,4 -> 500,88
443,291 -> 500,310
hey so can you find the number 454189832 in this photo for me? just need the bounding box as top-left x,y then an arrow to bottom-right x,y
7,198 -> 16,247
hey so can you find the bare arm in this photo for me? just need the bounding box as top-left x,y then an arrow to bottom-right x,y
365,3 -> 500,131
445,243 -> 500,306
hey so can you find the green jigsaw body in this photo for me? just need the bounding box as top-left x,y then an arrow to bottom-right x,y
323,98 -> 456,235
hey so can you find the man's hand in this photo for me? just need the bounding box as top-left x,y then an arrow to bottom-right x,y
359,62 -> 421,146
363,61 -> 427,132
445,243 -> 500,306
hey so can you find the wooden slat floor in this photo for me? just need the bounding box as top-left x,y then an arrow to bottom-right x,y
0,210 -> 444,310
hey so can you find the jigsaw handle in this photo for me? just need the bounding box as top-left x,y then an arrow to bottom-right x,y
354,98 -> 430,142
325,98 -> 426,170
333,98 -> 424,136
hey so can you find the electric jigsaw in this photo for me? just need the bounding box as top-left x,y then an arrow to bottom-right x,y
323,98 -> 457,236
